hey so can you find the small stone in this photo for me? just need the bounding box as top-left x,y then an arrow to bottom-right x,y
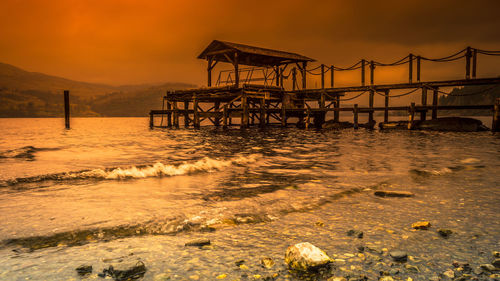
347,229 -> 364,238
239,264 -> 249,270
405,264 -> 419,273
284,242 -> 332,271
357,245 -> 365,252
185,239 -> 211,247
388,268 -> 399,275
315,221 -> 325,227
260,257 -> 275,269
103,261 -> 146,280
252,274 -> 261,279
379,277 -> 394,281
490,273 -> 500,279
216,273 -> 227,279
429,276 -> 439,281
75,265 -> 92,275
374,191 -> 414,198
389,251 -> 407,262
235,260 -> 245,266
473,267 -> 483,275
480,264 -> 496,272
492,258 -> 500,268
438,229 -> 453,238
493,251 -> 500,258
443,269 -> 455,278
189,275 -> 199,280
411,221 -> 431,230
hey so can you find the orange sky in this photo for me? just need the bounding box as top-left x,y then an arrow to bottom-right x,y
1,0 -> 500,86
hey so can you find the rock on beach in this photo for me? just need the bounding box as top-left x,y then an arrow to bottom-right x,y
285,242 -> 332,271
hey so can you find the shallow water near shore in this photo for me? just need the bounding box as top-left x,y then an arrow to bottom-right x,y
0,117 -> 499,280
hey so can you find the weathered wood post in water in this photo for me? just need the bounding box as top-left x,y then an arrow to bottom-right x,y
421,87 -> 427,121
64,90 -> 70,129
353,104 -> 359,129
384,90 -> 390,123
493,98 -> 500,132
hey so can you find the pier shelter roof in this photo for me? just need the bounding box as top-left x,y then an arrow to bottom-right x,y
197,40 -> 314,67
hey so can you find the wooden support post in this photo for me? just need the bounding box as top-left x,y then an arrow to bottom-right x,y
280,67 -> 284,88
229,104 -> 232,126
214,101 -> 220,127
432,88 -> 439,120
334,95 -> 340,122
234,52 -> 239,88
493,98 -> 500,132
184,101 -> 189,127
281,95 -> 287,127
241,94 -> 248,129
319,92 -> 325,108
368,89 -> 374,124
384,90 -> 389,123
149,112 -> 154,129
408,105 -> 414,129
260,98 -> 266,128
292,67 -> 297,91
207,57 -> 212,87
275,66 -> 280,87
353,104 -> 359,129
320,64 -> 325,89
421,87 -> 427,121
369,61 -> 375,85
302,62 -> 307,89
472,48 -> 477,79
409,54 -> 413,83
223,105 -> 228,129
173,101 -> 179,128
417,56 -> 421,82
361,59 -> 365,86
266,100 -> 270,124
330,65 -> 334,88
305,108 -> 310,130
408,102 -> 416,130
64,90 -> 70,129
167,102 -> 172,127
193,98 -> 200,128
466,46 -> 471,80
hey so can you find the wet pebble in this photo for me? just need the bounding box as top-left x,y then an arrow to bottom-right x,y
185,239 -> 211,247
438,229 -> 453,238
75,265 -> 92,276
389,251 -> 407,262
411,221 -> 431,230
347,229 -> 364,239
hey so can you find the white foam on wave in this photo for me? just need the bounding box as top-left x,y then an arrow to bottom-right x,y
80,154 -> 261,180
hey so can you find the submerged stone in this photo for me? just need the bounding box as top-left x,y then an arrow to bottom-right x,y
374,190 -> 414,198
185,239 -> 211,247
389,251 -> 408,262
411,221 -> 431,230
438,229 -> 453,238
480,264 -> 497,272
102,260 -> 146,281
347,229 -> 364,238
75,265 -> 92,275
260,257 -> 275,269
284,242 -> 332,271
492,259 -> 500,268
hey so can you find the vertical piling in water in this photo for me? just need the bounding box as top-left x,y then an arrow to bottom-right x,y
421,87 -> 427,121
149,112 -> 154,129
223,105 -> 228,129
368,90 -> 374,124
241,94 -> 248,129
493,98 -> 500,132
167,102 -> 172,127
334,94 -> 340,122
214,101 -> 220,127
353,104 -> 359,129
260,98 -> 266,128
432,88 -> 439,120
64,90 -> 70,129
384,90 -> 389,123
184,101 -> 189,127
408,102 -> 416,130
193,98 -> 200,129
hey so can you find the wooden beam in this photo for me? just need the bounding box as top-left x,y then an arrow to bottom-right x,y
353,104 -> 359,129
432,87 -> 438,120
167,102 -> 172,127
64,90 -> 70,129
409,54 -> 413,83
193,98 -> 200,128
302,61 -> 307,89
493,98 -> 500,132
368,89 -> 374,123
184,101 -> 189,127
234,52 -> 239,88
361,59 -> 366,86
321,64 -> 325,89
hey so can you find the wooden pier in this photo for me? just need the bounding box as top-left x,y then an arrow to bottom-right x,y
150,41 -> 500,132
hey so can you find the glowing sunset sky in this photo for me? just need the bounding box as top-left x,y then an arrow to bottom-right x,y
1,0 -> 499,86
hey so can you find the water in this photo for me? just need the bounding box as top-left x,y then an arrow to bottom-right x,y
0,117 -> 499,280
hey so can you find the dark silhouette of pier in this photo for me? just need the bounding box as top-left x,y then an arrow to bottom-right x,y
149,40 -> 500,131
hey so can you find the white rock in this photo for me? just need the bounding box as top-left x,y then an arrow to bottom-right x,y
285,242 -> 332,271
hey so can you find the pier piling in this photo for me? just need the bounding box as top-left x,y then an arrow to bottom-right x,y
64,90 -> 70,129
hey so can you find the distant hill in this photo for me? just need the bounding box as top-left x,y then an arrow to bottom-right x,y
0,62 -> 195,117
439,84 -> 500,115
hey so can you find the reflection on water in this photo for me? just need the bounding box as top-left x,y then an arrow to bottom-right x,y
0,117 -> 499,280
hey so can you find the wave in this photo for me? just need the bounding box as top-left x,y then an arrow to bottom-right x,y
0,146 -> 60,160
0,154 -> 261,187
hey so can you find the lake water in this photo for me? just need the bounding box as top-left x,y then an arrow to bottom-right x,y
0,117 -> 499,280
